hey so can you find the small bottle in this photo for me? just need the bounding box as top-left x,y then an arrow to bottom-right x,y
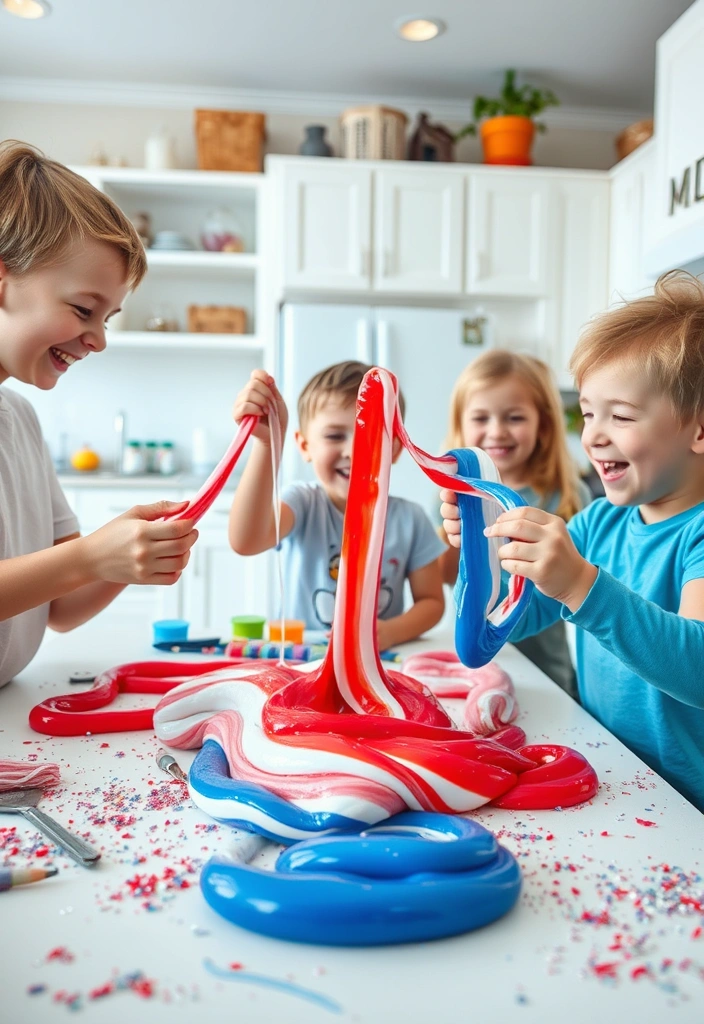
122,440 -> 146,476
144,441 -> 158,473
157,441 -> 176,476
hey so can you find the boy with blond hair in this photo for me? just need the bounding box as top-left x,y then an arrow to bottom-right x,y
442,271 -> 704,809
229,361 -> 445,650
0,142 -> 197,686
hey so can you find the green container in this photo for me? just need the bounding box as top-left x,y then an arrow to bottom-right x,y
231,614 -> 266,640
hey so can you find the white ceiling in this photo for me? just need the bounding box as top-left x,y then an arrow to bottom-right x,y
0,0 -> 694,111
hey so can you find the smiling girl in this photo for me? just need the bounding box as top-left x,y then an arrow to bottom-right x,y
439,351 -> 590,697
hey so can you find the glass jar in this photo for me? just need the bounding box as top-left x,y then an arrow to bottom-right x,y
157,441 -> 176,476
122,441 -> 146,476
200,208 -> 245,253
144,441 -> 158,472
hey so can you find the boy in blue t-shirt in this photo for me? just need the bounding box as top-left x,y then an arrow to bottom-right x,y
229,361 -> 445,650
442,271 -> 704,810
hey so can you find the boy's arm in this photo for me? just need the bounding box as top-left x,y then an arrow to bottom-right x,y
0,502 -> 196,625
562,569 -> 704,709
377,559 -> 445,650
228,441 -> 295,554
47,533 -> 126,632
228,370 -> 294,556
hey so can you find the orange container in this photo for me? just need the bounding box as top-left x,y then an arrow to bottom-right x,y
268,619 -> 305,645
480,116 -> 535,166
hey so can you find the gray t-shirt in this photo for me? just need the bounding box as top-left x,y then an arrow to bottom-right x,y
281,481 -> 445,630
0,387 -> 79,686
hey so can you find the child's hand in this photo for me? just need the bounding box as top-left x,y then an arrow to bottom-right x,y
80,501 -> 198,586
376,618 -> 398,653
439,489 -> 461,549
484,507 -> 597,611
233,370 -> 288,446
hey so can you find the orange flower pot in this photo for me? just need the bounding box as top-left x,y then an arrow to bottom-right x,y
480,116 -> 535,166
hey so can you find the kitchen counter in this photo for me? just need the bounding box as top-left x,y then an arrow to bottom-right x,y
1,623 -> 703,1024
57,472 -> 239,491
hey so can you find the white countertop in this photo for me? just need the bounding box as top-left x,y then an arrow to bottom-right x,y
1,623 -> 702,1024
57,472 -> 239,491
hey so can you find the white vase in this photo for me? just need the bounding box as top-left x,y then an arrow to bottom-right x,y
145,129 -> 176,170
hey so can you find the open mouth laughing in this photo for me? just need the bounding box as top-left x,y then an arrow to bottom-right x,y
49,346 -> 79,372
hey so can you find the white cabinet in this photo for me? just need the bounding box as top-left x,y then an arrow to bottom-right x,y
283,162 -> 372,291
466,173 -> 551,296
609,142 -> 655,302
549,179 -> 610,388
179,501 -> 270,637
373,169 -> 464,293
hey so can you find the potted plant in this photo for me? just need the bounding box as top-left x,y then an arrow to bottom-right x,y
455,70 -> 559,166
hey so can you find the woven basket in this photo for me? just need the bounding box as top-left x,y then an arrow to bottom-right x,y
195,110 -> 266,172
187,305 -> 247,334
615,119 -> 654,162
340,105 -> 408,160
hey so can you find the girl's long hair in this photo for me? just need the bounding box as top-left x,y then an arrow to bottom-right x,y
446,350 -> 583,520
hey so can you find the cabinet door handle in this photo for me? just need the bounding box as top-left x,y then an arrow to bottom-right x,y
383,250 -> 394,277
361,248 -> 371,278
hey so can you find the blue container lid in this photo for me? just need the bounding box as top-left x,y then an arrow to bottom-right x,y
153,619 -> 189,643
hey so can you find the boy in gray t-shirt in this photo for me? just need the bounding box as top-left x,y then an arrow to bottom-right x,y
228,361 -> 445,651
0,143 -> 197,687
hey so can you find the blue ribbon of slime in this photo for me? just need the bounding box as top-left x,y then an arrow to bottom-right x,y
448,447 -> 533,668
200,812 -> 521,945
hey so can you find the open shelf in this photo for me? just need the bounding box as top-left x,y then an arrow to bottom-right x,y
145,251 -> 259,272
106,331 -> 263,351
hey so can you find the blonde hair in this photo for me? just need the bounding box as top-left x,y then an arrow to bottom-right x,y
298,360 -> 406,431
571,270 -> 704,423
446,350 -> 583,520
0,140 -> 146,289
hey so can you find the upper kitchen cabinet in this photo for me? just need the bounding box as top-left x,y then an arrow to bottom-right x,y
282,161 -> 372,291
373,169 -> 464,294
609,141 -> 655,301
466,172 -> 551,297
549,177 -> 610,388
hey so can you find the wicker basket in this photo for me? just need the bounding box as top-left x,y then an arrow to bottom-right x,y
195,110 -> 266,172
340,105 -> 408,160
615,119 -> 654,162
187,305 -> 247,334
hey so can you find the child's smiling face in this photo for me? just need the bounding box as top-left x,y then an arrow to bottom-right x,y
579,362 -> 704,514
295,396 -> 357,511
460,374 -> 541,487
0,238 -> 128,389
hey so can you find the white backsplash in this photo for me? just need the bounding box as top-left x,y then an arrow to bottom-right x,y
5,348 -> 260,473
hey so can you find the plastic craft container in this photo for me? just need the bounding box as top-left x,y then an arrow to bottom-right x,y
268,619 -> 305,645
153,619 -> 189,644
231,615 -> 266,640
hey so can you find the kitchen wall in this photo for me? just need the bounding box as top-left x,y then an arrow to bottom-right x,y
6,349 -> 260,474
0,100 -> 621,171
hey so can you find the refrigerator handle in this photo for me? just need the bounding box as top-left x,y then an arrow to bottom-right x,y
356,317 -> 373,364
376,318 -> 390,369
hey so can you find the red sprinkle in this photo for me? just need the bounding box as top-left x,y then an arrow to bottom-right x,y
635,818 -> 657,827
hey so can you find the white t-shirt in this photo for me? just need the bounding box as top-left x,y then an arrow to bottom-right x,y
0,387 -> 79,686
280,481 -> 445,630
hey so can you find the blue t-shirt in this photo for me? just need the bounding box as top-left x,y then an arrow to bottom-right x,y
281,482 -> 445,630
510,498 -> 704,810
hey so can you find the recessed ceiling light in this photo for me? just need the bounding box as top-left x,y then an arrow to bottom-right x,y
2,0 -> 51,18
395,16 -> 446,42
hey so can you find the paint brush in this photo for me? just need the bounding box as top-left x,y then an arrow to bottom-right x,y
0,865 -> 59,892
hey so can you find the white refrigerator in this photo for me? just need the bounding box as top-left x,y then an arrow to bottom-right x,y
279,303 -> 494,512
